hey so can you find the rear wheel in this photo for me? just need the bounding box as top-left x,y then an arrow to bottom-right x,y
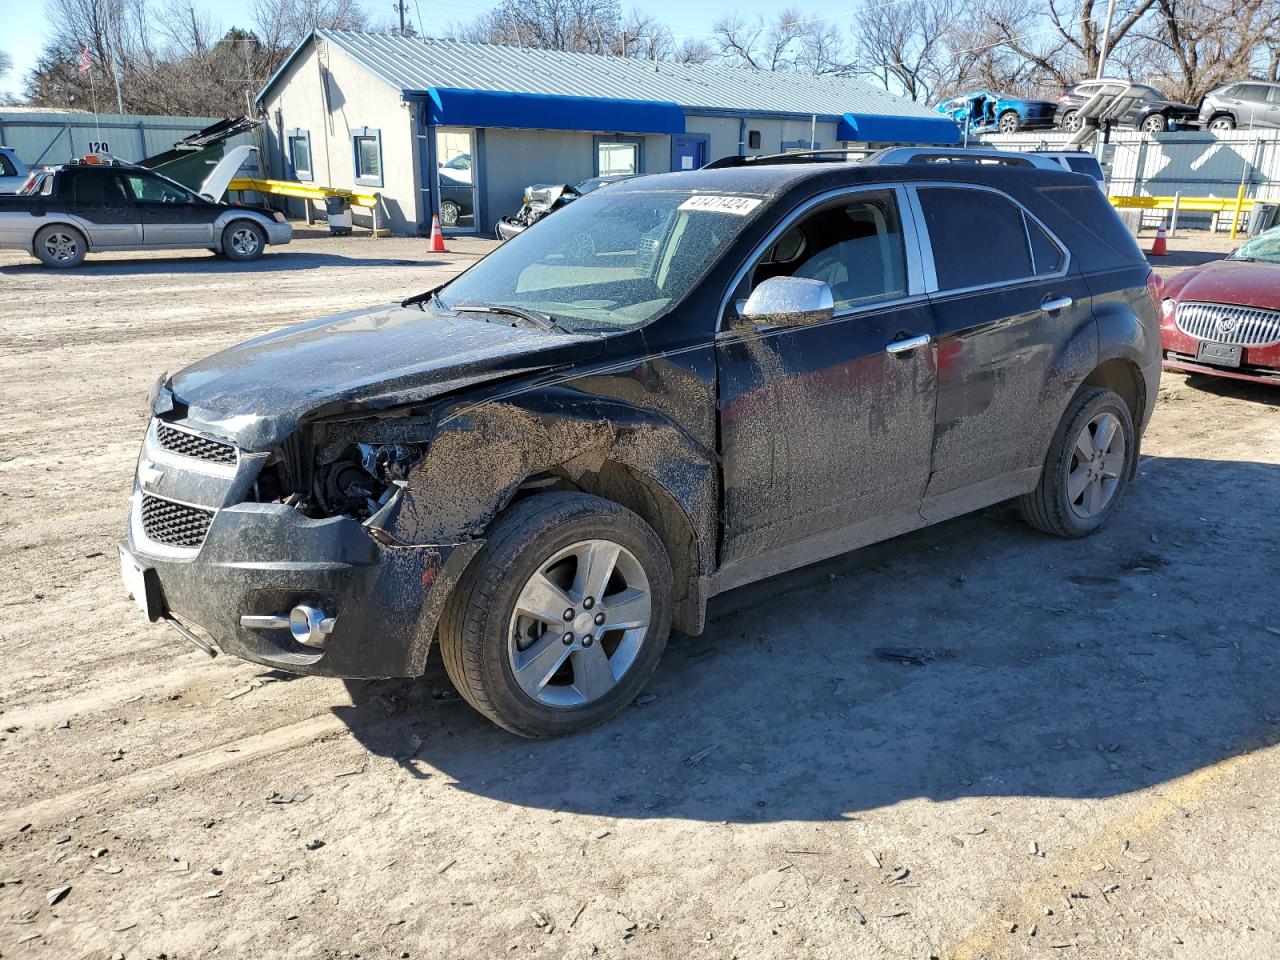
1141,113 -> 1168,134
34,224 -> 87,268
1018,387 -> 1136,538
222,220 -> 265,261
439,492 -> 673,738
998,111 -> 1023,134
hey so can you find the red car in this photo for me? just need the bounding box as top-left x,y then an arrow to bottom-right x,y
1161,228 -> 1280,386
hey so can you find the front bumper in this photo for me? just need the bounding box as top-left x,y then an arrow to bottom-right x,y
123,418 -> 482,677
265,221 -> 293,246
1160,313 -> 1280,387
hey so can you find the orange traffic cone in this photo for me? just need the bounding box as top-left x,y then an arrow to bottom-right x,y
1149,218 -> 1168,257
429,214 -> 447,253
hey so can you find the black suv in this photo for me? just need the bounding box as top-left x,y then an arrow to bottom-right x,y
1055,80 -> 1198,134
120,154 -> 1160,737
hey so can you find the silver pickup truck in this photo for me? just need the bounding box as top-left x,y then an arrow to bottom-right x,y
0,155 -> 290,267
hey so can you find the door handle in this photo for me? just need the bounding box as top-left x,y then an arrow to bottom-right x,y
1041,295 -> 1073,313
885,333 -> 932,355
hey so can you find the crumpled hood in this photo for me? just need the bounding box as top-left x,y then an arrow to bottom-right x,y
169,304 -> 602,450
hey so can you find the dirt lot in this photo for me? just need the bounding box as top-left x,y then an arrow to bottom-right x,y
1,230 -> 1277,960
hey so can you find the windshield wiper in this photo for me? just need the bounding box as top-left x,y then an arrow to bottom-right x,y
451,303 -> 562,332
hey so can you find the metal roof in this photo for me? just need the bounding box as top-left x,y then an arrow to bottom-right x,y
277,30 -> 941,122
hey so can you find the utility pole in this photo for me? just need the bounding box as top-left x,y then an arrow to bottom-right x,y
1095,0 -> 1118,79
396,0 -> 406,36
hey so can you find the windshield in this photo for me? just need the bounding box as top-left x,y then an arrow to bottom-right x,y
1229,228 -> 1280,264
437,188 -> 765,332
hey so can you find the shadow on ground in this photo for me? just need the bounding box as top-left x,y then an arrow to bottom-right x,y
333,454 -> 1280,822
1171,371 -> 1280,406
0,252 -> 450,275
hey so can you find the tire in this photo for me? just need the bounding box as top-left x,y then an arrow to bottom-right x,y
33,224 -> 87,268
1209,115 -> 1236,132
1018,387 -> 1136,538
1141,113 -> 1167,134
1060,110 -> 1081,133
439,200 -> 461,227
439,492 -> 673,738
221,220 -> 266,262
998,111 -> 1022,134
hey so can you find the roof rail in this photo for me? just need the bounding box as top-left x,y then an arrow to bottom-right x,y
702,148 -> 869,170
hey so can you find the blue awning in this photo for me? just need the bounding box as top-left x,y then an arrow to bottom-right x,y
420,87 -> 686,135
837,112 -> 962,145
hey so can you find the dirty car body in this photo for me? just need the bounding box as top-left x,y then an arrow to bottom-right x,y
121,159 -> 1160,734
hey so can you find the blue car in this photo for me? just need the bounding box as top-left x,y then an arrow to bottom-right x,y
937,91 -> 1058,135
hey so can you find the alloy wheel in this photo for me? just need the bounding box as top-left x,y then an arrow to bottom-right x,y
43,231 -> 78,262
1066,411 -> 1126,520
230,227 -> 260,256
507,539 -> 651,708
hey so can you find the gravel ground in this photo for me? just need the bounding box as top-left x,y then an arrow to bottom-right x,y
0,229 -> 1277,960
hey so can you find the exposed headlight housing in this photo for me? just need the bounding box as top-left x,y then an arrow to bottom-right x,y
1161,297 -> 1177,319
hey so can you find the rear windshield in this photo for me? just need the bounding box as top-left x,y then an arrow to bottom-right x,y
1062,155 -> 1104,181
437,189 -> 765,333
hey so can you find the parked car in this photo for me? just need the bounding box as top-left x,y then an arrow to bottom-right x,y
1198,80 -> 1280,132
1056,80 -> 1198,133
0,146 -> 29,194
438,171 -> 473,227
936,90 -> 1057,134
0,157 -> 290,267
495,175 -> 634,239
1160,226 -> 1280,385
119,156 -> 1159,737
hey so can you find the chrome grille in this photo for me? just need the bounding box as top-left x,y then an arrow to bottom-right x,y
155,421 -> 237,465
140,494 -> 214,549
1175,301 -> 1280,347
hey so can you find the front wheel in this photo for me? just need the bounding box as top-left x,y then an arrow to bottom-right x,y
1060,110 -> 1081,133
439,492 -> 673,738
222,221 -> 265,261
439,200 -> 461,227
1141,113 -> 1168,134
1018,387 -> 1136,538
1209,115 -> 1236,133
34,224 -> 87,268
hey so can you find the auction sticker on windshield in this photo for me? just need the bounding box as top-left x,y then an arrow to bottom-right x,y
678,195 -> 763,215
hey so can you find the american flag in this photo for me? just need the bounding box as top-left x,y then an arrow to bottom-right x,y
78,45 -> 91,76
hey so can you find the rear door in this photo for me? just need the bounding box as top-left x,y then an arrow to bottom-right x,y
67,170 -> 143,247
908,184 -> 1096,519
125,171 -> 219,246
715,186 -> 938,565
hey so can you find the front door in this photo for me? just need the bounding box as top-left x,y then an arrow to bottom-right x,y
715,187 -> 938,566
908,184 -> 1097,517
673,136 -> 707,172
126,171 -> 218,246
68,169 -> 142,247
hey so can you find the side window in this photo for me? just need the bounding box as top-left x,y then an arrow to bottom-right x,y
287,129 -> 312,181
918,187 -> 1032,289
1027,217 -> 1065,275
126,174 -> 191,203
0,153 -> 15,177
74,173 -> 130,202
1268,86 -> 1280,105
1238,84 -> 1269,103
748,189 -> 907,311
352,128 -> 382,186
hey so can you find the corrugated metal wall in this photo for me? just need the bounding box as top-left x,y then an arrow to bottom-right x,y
0,111 -> 256,167
981,130 -> 1280,201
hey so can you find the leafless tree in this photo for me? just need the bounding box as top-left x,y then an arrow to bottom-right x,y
1136,0 -> 1270,100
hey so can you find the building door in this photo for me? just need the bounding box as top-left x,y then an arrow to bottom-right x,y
672,136 -> 707,172
435,127 -> 476,233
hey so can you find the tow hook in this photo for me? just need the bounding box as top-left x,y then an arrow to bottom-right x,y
240,605 -> 336,648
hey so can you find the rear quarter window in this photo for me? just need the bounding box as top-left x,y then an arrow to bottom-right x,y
917,187 -> 1032,289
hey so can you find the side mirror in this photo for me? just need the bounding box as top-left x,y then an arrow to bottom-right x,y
734,276 -> 835,329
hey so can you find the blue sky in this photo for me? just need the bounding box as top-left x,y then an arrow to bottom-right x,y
1,0 -> 865,100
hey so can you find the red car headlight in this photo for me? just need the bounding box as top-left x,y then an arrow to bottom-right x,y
1161,297 -> 1177,319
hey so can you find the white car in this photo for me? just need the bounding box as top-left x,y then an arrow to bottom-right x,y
0,147 -> 30,194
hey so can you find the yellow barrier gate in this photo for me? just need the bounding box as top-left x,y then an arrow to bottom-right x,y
227,177 -> 384,234
1108,185 -> 1254,239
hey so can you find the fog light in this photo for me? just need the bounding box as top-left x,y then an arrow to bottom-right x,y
289,605 -> 335,648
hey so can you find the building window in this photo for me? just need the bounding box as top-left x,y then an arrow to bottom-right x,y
595,136 -> 643,177
287,129 -> 312,182
748,130 -> 762,150
352,127 -> 383,187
